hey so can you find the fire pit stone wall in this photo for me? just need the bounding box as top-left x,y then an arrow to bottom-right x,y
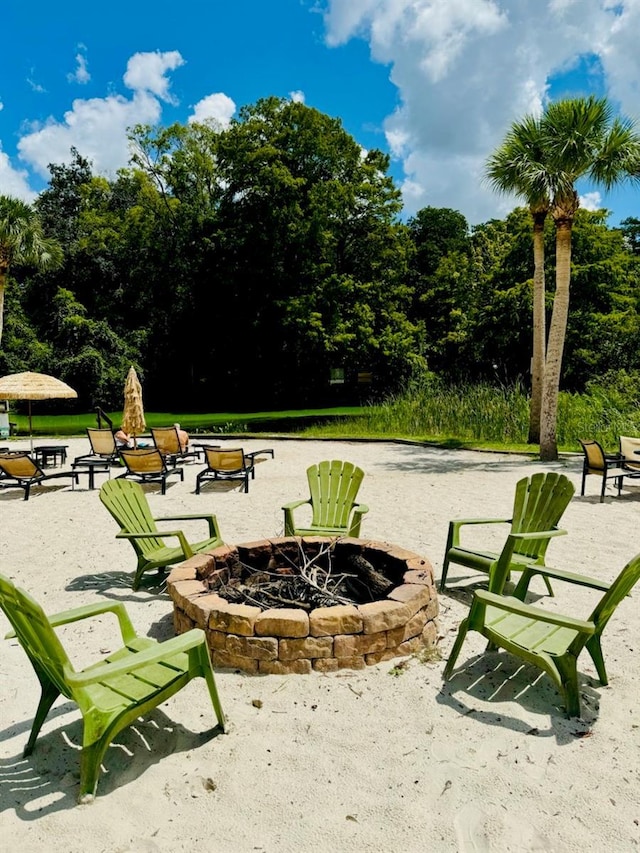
167,536 -> 439,675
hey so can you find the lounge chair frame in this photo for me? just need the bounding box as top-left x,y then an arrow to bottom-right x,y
117,448 -> 183,494
0,451 -> 79,500
579,439 -> 626,502
195,447 -> 255,494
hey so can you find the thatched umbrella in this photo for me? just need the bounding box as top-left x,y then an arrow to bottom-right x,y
0,370 -> 77,452
121,366 -> 146,447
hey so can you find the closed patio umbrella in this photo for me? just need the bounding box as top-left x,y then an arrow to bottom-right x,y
121,366 -> 146,448
0,370 -> 77,452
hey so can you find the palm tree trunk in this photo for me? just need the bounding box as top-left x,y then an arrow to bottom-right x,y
0,272 -> 6,347
528,212 -> 546,443
540,219 -> 572,461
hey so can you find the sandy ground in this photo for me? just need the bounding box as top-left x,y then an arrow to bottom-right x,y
0,437 -> 638,853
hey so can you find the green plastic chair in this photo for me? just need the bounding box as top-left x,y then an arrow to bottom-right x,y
0,573 -> 226,803
99,478 -> 224,590
443,551 -> 640,717
282,459 -> 369,537
440,472 -> 575,596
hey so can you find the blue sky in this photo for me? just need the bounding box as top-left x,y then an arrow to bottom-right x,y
1,0 -> 638,226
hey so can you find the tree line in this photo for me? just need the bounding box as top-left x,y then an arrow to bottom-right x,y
0,95 -> 638,458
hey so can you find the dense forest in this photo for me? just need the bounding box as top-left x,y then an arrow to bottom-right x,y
1,96 -> 638,413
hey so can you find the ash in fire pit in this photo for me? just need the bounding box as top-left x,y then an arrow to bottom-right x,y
167,537 -> 439,675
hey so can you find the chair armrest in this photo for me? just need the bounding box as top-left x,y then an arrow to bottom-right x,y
116,529 -> 194,558
508,528 -> 567,543
282,499 -> 311,535
473,590 -> 596,634
447,517 -> 511,549
282,499 -> 310,512
513,564 -> 611,600
155,513 -> 222,539
5,600 -> 137,645
353,503 -> 369,516
451,517 -> 511,527
66,628 -> 208,686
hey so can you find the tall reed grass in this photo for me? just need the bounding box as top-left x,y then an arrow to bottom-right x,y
305,378 -> 640,452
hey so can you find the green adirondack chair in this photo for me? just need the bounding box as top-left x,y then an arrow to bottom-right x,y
440,472 -> 575,596
282,459 -> 369,537
100,478 -> 224,590
0,573 -> 226,803
443,551 -> 640,717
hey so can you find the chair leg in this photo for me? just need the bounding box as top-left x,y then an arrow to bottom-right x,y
24,681 -> 60,755
440,555 -> 450,591
556,656 -> 581,718
600,474 -> 606,503
199,646 -> 226,731
542,574 -> 554,597
585,635 -> 608,685
580,467 -> 587,496
442,618 -> 470,679
78,736 -> 110,803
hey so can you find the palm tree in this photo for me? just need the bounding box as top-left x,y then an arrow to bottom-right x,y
485,115 -> 553,443
0,195 -> 63,346
539,96 -> 640,461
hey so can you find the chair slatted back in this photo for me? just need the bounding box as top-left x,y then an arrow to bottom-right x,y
99,478 -> 165,554
509,472 -> 575,560
307,460 -> 364,530
0,574 -> 74,700
573,553 -> 640,655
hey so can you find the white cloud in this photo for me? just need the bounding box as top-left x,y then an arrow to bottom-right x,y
123,50 -> 185,103
323,0 -> 640,223
0,147 -> 37,201
27,75 -> 46,94
68,47 -> 90,85
580,191 -> 603,210
7,51 -> 187,193
188,93 -> 236,127
289,90 -> 306,103
17,91 -> 162,182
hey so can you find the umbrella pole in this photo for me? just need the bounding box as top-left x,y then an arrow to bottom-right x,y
29,401 -> 34,454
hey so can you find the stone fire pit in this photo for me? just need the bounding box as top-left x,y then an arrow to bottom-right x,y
167,536 -> 439,674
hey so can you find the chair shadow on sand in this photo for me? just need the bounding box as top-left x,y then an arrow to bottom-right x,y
437,583 -> 602,741
65,568 -> 169,602
437,652 -> 602,744
0,706 -> 224,817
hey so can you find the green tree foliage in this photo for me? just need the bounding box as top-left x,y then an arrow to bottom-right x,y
0,195 -> 63,345
129,98 -> 424,407
3,98 -> 637,420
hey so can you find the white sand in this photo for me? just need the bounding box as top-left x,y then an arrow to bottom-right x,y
0,437 -> 638,853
